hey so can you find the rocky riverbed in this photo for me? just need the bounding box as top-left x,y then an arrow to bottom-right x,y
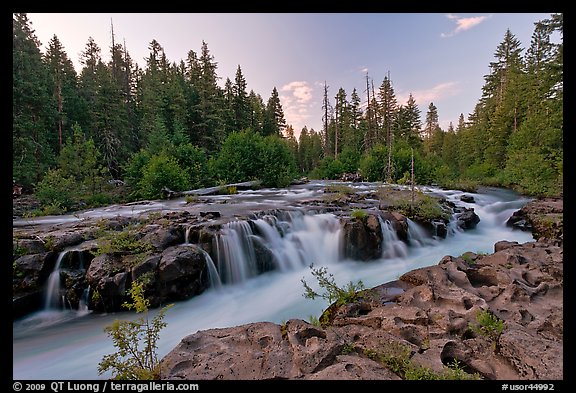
158,197 -> 563,380
12,182 -> 563,380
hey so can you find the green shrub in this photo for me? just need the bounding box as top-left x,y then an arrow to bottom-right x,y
98,280 -> 173,380
351,209 -> 368,221
301,265 -> 366,308
469,309 -> 505,351
35,168 -> 77,211
138,154 -> 190,199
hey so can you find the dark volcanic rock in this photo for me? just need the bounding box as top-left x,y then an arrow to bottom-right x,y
506,197 -> 563,246
160,234 -> 563,380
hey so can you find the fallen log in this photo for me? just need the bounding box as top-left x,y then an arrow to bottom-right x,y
161,180 -> 262,199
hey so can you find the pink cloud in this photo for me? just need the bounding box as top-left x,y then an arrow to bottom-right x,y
441,14 -> 490,38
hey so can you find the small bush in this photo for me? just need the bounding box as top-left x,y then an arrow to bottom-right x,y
301,265 -> 366,308
469,309 -> 504,351
35,168 -> 77,211
351,209 -> 368,221
98,280 -> 173,380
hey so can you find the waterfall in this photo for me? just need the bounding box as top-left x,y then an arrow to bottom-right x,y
215,220 -> 259,284
252,212 -> 342,272
199,249 -> 223,289
214,212 -> 342,285
406,218 -> 433,247
14,186 -> 537,380
43,250 -> 69,310
378,216 -> 408,259
184,226 -> 192,244
181,225 -> 222,289
77,286 -> 91,315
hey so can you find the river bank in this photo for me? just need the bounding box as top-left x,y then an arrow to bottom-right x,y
13,182 -> 550,380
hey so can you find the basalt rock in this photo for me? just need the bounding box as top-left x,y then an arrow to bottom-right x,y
159,196 -> 563,381
160,238 -> 563,380
507,197 -> 563,246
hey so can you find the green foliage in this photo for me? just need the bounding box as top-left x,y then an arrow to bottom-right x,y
379,187 -> 449,222
213,131 -> 296,188
58,124 -> 107,195
359,144 -> 387,182
123,150 -> 152,190
13,13 -> 563,211
309,156 -> 345,180
95,227 -> 154,259
351,209 -> 368,221
217,185 -> 238,195
212,130 -> 263,183
338,146 -> 362,173
324,184 -> 354,195
308,315 -> 321,327
173,143 -> 210,189
259,135 -> 297,188
363,341 -> 480,380
34,168 -> 77,211
137,154 -> 190,199
98,280 -> 173,380
469,309 -> 505,349
503,147 -> 562,197
301,265 -> 366,308
85,193 -> 114,207
442,359 -> 481,380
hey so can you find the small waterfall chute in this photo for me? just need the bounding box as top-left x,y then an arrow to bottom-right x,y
406,218 -> 434,247
43,250 -> 69,310
378,216 -> 408,259
199,249 -> 223,289
215,220 -> 259,284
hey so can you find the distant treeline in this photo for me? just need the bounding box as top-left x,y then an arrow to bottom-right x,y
13,13 -> 562,214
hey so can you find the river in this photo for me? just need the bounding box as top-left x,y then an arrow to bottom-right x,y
12,182 -> 534,380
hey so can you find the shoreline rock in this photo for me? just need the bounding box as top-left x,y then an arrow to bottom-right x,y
159,197 -> 563,380
159,237 -> 563,381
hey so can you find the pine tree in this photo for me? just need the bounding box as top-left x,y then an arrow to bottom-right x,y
262,87 -> 286,136
483,29 -> 525,169
321,81 -> 333,153
13,13 -> 56,187
395,93 -> 422,149
423,103 -> 443,155
193,41 -> 226,152
377,74 -> 398,147
233,65 -> 251,131
248,90 -> 265,134
44,35 -> 82,153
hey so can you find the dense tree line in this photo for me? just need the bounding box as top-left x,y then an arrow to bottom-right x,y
13,13 -> 562,214
300,13 -> 562,196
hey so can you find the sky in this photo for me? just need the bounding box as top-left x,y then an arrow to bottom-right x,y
24,12 -> 556,138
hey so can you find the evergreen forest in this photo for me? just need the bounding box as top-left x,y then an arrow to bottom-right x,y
13,13 -> 563,216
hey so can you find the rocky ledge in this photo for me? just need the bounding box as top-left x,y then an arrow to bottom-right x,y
159,197 -> 563,380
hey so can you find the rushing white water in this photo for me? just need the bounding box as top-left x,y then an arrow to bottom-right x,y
13,185 -> 534,380
43,251 -> 68,310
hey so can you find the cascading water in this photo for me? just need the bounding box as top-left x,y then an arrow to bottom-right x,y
406,218 -> 434,247
214,220 -> 259,284
214,212 -> 342,284
43,250 -> 68,310
181,226 -> 223,288
199,249 -> 223,289
77,286 -> 91,315
13,185 -> 536,380
252,212 -> 342,271
378,216 -> 408,259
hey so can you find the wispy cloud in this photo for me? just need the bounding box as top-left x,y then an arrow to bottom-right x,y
397,81 -> 461,106
441,14 -> 490,38
280,81 -> 316,134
